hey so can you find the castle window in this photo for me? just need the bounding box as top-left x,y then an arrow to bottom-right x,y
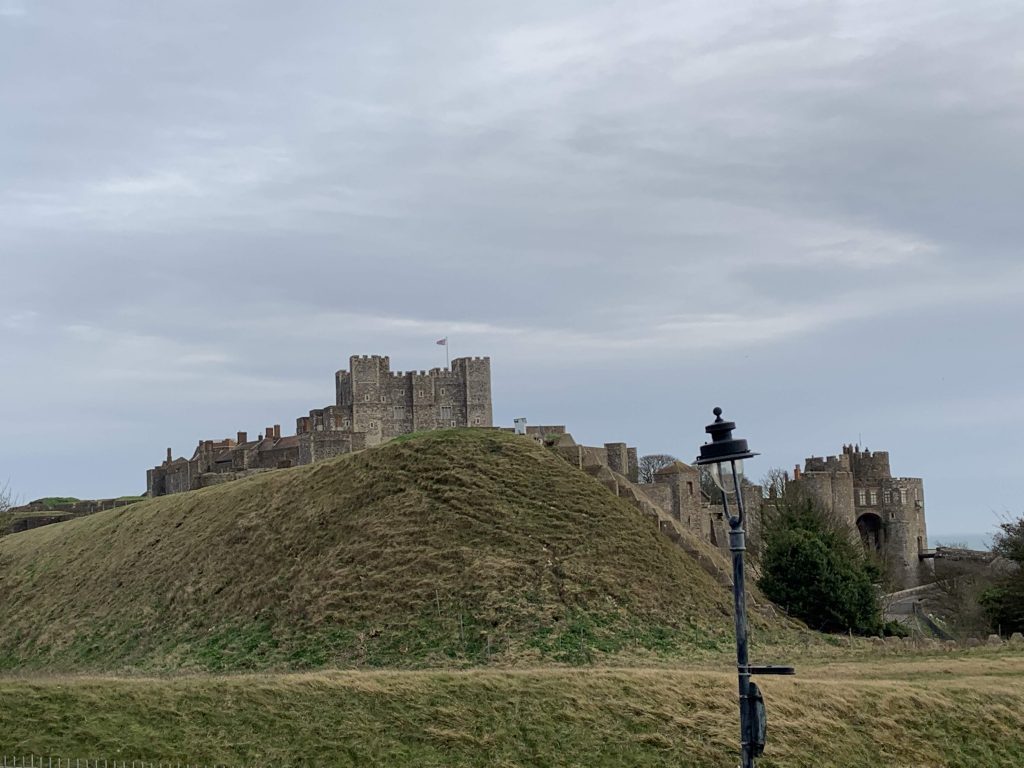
369,421 -> 376,428
473,417 -> 481,425
869,490 -> 878,506
364,394 -> 371,402
393,406 -> 406,420
858,490 -> 867,506
380,395 -> 387,403
343,418 -> 351,428
900,489 -> 908,504
890,512 -> 896,520
440,387 -> 446,395
883,490 -> 891,505
450,420 -> 457,427
440,405 -> 453,419
687,481 -> 694,497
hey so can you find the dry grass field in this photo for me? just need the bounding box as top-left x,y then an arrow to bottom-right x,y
2,651 -> 1022,767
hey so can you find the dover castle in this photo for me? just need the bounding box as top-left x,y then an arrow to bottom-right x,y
147,354 -> 492,496
147,352 -> 930,589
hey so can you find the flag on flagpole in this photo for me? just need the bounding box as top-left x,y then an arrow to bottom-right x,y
436,338 -> 447,346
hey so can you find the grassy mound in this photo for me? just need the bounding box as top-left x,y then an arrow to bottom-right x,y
0,429 -> 769,672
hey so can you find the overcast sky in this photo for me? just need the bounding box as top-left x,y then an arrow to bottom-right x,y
2,0 -> 1022,541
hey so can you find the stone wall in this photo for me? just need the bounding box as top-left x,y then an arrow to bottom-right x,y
2,497 -> 144,537
297,431 -> 367,465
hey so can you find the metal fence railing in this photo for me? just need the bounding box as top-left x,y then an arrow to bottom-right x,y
2,757 -> 233,768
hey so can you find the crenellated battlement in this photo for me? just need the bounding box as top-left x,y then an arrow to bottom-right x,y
804,454 -> 851,473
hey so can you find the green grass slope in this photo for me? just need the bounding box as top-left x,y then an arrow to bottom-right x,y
0,429 -> 770,672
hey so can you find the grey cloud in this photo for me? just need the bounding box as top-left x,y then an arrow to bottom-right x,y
1,0 -> 1021,535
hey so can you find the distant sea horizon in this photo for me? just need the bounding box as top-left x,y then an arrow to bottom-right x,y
929,532 -> 992,551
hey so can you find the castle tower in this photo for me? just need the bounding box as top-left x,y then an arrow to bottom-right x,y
452,356 -> 493,429
346,355 -> 391,446
800,453 -> 856,530
845,446 -> 928,589
653,461 -> 706,538
797,445 -> 929,590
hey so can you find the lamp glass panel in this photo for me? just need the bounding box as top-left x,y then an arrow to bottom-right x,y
711,459 -> 744,495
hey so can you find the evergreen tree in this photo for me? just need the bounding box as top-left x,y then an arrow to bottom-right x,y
758,497 -> 882,634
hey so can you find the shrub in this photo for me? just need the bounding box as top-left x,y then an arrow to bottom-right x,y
758,498 -> 882,634
980,512 -> 1024,635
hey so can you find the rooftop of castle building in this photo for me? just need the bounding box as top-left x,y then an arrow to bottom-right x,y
654,460 -> 697,475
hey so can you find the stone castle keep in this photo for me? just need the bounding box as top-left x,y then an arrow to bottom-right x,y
146,352 -> 929,589
147,354 -> 492,497
793,444 -> 929,588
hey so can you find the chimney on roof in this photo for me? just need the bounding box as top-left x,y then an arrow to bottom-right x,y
166,447 -> 172,464
237,431 -> 247,444
265,427 -> 273,439
793,464 -> 801,481
273,424 -> 281,440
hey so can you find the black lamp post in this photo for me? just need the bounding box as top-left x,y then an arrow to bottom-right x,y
694,407 -> 794,768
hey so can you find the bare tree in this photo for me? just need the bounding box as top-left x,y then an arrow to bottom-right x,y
699,466 -> 721,504
0,479 -> 17,514
927,549 -> 997,640
761,467 -> 789,500
637,454 -> 678,484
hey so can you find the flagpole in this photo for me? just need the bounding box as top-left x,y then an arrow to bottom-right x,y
446,339 -> 449,369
